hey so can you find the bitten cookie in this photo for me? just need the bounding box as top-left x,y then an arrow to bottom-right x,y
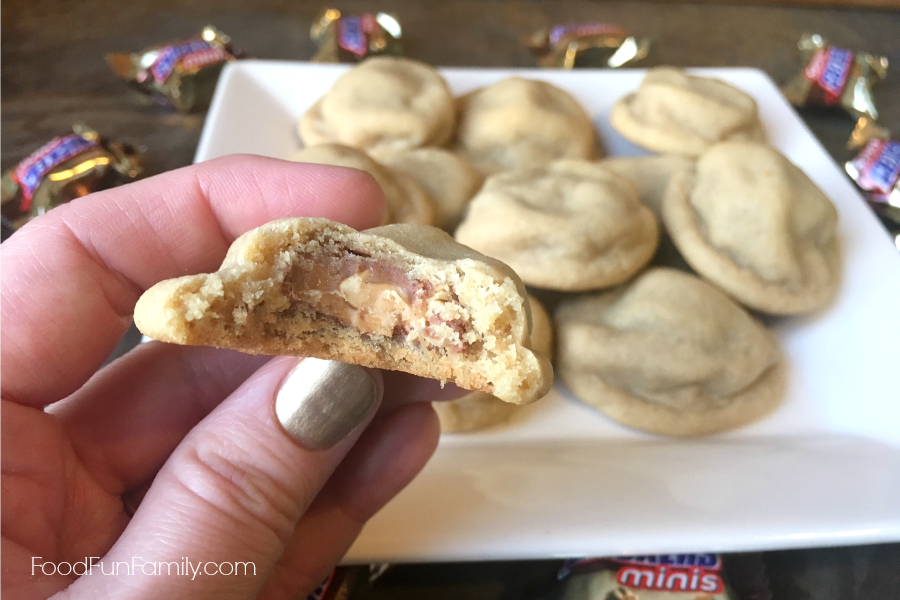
556,268 -> 786,436
662,141 -> 841,314
433,295 -> 553,432
134,218 -> 552,405
377,147 -> 484,230
299,57 -> 455,154
455,160 -> 658,291
456,77 -> 599,174
289,143 -> 436,226
610,68 -> 765,156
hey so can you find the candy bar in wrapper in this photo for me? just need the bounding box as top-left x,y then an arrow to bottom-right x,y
557,555 -> 738,600
1,125 -> 142,233
526,22 -> 649,69
846,137 -> 900,207
108,25 -> 237,113
782,34 -> 888,121
311,8 -> 403,63
846,137 -> 900,250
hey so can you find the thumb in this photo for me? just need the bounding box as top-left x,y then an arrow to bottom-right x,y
58,356 -> 381,600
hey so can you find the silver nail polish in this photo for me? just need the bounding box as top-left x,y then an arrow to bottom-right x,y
275,359 -> 377,450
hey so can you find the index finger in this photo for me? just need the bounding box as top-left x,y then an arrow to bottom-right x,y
0,154 -> 386,407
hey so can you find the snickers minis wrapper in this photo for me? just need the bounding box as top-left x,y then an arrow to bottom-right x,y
846,137 -> 900,249
557,555 -> 737,600
107,25 -> 238,112
846,137 -> 900,207
1,125 -> 142,233
782,34 -> 888,121
310,9 -> 403,63
526,22 -> 650,69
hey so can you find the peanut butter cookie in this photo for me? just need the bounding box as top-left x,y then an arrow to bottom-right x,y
556,268 -> 785,436
610,68 -> 765,156
134,219 -> 552,405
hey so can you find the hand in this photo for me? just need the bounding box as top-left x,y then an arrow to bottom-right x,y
2,155 -> 454,599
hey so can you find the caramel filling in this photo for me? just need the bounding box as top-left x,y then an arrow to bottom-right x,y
286,253 -> 474,353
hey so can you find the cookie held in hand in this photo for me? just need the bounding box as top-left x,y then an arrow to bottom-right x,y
556,268 -> 786,436
134,218 -> 552,405
434,294 -> 554,432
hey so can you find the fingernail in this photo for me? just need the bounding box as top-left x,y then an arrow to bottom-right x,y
275,358 -> 378,450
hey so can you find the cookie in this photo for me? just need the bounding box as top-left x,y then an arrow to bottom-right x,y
556,268 -> 786,436
610,68 -> 765,156
289,143 -> 436,226
455,160 -> 658,291
433,295 -> 553,432
662,141 -> 841,314
134,218 -> 553,405
455,77 -> 599,175
299,57 -> 455,154
600,155 -> 695,218
376,147 -> 484,230
601,155 -> 696,271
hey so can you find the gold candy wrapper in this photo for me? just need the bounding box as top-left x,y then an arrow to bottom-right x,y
782,34 -> 888,121
847,117 -> 891,150
526,22 -> 649,69
310,9 -> 403,63
845,137 -> 900,207
108,25 -> 238,113
1,125 -> 142,233
845,137 -> 900,251
557,556 -> 738,600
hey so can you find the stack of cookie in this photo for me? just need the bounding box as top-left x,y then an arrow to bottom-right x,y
294,57 -> 482,231
551,68 -> 840,436
293,59 -> 842,437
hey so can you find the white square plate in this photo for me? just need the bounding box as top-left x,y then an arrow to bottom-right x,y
197,61 -> 900,563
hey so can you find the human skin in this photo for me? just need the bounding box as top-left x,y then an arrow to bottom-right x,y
1,155 -> 457,599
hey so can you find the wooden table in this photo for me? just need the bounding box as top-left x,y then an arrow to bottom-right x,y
3,1 -> 899,598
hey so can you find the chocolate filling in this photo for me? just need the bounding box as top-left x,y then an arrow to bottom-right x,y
282,248 -> 474,353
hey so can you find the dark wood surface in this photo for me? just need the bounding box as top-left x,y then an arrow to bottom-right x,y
3,1 -> 899,599
3,0 -> 899,174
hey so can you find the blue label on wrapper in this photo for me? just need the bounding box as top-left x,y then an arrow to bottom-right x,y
851,139 -> 900,198
869,141 -> 900,191
11,134 -> 98,209
819,48 -> 853,97
339,16 -> 367,56
804,46 -> 853,104
149,38 -> 215,83
617,554 -> 720,568
548,22 -> 624,47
